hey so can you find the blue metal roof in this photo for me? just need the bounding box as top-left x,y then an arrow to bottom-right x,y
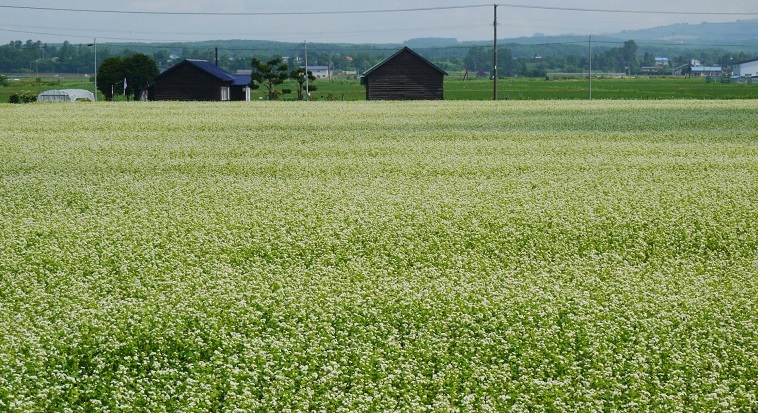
185,59 -> 236,82
232,74 -> 251,86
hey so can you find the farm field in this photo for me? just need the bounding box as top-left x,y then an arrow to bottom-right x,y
0,100 -> 757,411
3,75 -> 757,101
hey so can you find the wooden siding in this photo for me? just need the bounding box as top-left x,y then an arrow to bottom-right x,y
230,85 -> 248,102
365,50 -> 444,100
153,63 -> 227,101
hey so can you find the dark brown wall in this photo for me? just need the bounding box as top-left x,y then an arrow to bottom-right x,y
366,51 -> 444,100
230,86 -> 248,102
153,64 -> 227,101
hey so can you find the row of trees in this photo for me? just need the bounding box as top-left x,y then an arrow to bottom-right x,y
5,38 -> 755,80
1,40 -> 107,74
462,40 -> 638,77
453,40 -> 754,77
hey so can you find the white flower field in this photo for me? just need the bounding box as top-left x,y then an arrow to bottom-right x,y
0,100 -> 756,411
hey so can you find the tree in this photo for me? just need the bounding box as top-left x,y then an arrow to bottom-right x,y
97,53 -> 158,100
290,67 -> 317,101
464,46 -> 490,73
250,57 -> 289,100
96,57 -> 124,100
122,53 -> 158,100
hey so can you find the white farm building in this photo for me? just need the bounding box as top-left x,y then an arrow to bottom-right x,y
302,66 -> 331,79
733,58 -> 758,78
37,89 -> 95,102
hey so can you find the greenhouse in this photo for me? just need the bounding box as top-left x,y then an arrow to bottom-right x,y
37,89 -> 95,102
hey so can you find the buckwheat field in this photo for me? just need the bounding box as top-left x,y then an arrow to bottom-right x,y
1,100 -> 756,412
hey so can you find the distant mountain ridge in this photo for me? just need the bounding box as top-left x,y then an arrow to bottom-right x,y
403,18 -> 758,51
614,19 -> 758,42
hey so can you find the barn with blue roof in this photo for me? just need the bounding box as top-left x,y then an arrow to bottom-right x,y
148,59 -> 251,101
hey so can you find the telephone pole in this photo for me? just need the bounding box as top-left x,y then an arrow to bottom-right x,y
305,40 -> 309,101
589,35 -> 592,101
493,4 -> 498,101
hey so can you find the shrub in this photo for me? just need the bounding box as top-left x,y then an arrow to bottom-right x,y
8,91 -> 37,104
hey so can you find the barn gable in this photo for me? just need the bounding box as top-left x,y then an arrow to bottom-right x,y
361,47 -> 447,100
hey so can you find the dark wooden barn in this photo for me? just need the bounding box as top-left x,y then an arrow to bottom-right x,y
148,59 -> 250,101
361,47 -> 447,100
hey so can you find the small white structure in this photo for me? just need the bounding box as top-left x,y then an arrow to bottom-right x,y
302,66 -> 331,79
37,89 -> 95,102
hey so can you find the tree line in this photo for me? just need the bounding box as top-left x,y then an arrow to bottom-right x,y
2,38 -> 755,79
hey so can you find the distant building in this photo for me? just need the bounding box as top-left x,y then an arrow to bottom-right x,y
148,59 -> 250,101
302,66 -> 331,79
360,46 -> 447,101
672,60 -> 721,77
690,66 -> 722,77
733,58 -> 758,78
654,57 -> 669,66
640,66 -> 664,74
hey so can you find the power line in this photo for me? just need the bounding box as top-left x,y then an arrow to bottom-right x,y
495,3 -> 758,16
0,4 -> 491,16
0,3 -> 755,17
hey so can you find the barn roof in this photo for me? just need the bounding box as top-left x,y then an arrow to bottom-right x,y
232,74 -> 251,86
155,59 -> 237,83
362,46 -> 448,77
736,58 -> 758,65
185,60 -> 237,82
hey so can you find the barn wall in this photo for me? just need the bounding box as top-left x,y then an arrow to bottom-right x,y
366,51 -> 444,100
230,86 -> 248,102
153,64 -> 226,101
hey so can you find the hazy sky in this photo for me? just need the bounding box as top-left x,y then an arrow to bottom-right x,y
0,0 -> 755,44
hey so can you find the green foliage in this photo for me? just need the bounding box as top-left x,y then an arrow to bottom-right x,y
290,68 -> 317,100
250,57 -> 289,100
97,54 -> 158,101
96,57 -> 124,100
0,74 -> 8,87
122,53 -> 159,100
0,101 -> 756,411
7,90 -> 37,103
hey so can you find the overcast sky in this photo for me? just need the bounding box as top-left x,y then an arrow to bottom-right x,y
0,0 -> 755,45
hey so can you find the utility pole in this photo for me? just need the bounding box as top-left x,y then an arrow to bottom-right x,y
493,4 -> 498,101
588,35 -> 592,101
305,40 -> 309,101
87,38 -> 98,102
